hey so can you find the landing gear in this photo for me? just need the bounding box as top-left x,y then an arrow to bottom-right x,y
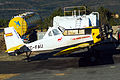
25,51 -> 32,62
78,47 -> 99,66
88,47 -> 98,64
8,53 -> 18,56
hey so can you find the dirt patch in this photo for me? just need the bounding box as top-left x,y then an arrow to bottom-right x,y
0,74 -> 19,80
0,55 -> 26,61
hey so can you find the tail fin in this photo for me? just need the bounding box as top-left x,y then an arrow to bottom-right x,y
4,27 -> 24,53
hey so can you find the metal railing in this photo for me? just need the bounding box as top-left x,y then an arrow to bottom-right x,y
64,6 -> 86,16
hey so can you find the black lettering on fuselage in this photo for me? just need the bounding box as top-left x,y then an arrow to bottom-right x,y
29,44 -> 43,50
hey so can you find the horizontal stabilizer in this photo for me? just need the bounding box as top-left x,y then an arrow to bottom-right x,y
5,44 -> 24,52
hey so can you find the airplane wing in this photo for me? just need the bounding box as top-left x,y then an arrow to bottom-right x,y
54,43 -> 90,56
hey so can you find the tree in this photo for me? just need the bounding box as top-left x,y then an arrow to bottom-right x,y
0,19 -> 9,28
41,8 -> 63,29
97,7 -> 112,26
86,6 -> 93,14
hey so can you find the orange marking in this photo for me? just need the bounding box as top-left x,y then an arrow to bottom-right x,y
5,33 -> 13,37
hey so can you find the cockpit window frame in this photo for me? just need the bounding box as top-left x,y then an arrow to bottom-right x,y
48,31 -> 52,36
58,26 -> 65,33
52,29 -> 61,36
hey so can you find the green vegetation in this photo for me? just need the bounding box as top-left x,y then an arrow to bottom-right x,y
0,6 -> 120,29
37,8 -> 63,29
0,19 -> 9,28
97,7 -> 120,26
0,0 -> 120,19
41,8 -> 63,28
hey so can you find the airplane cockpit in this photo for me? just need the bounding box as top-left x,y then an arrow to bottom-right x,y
43,27 -> 63,39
